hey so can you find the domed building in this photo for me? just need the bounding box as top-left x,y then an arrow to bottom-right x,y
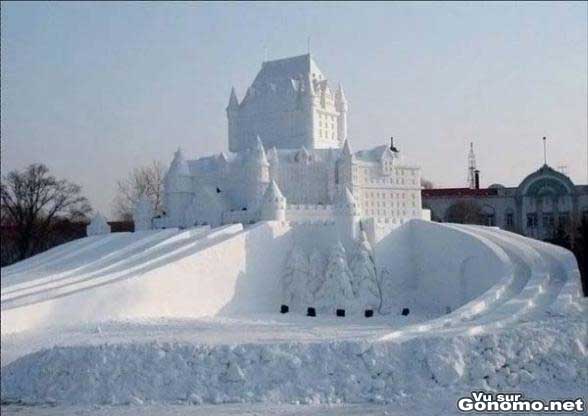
423,160 -> 588,241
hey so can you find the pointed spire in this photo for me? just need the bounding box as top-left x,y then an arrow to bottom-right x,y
255,135 -> 265,153
168,147 -> 190,176
87,211 -> 111,236
249,136 -> 269,165
341,139 -> 353,159
336,186 -> 357,207
263,180 -> 285,202
227,87 -> 239,111
267,146 -> 279,164
336,83 -> 347,103
343,187 -> 356,205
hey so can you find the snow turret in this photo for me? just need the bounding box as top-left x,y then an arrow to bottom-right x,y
337,139 -> 354,190
267,147 -> 279,180
226,87 -> 239,112
337,187 -> 359,214
86,212 -> 111,236
250,136 -> 269,166
164,148 -> 192,227
335,83 -> 348,145
244,136 -> 270,211
133,196 -> 154,231
227,87 -> 240,152
341,139 -> 353,160
261,180 -> 287,221
167,147 -> 190,178
335,187 -> 360,242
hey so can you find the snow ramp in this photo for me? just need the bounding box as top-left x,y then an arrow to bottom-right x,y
1,222 -> 292,334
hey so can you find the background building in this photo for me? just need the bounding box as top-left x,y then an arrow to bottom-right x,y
422,144 -> 588,242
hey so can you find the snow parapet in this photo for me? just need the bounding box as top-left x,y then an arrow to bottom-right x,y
2,318 -> 585,405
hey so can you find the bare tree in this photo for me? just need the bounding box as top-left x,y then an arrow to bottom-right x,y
112,161 -> 165,221
1,164 -> 91,261
445,200 -> 484,225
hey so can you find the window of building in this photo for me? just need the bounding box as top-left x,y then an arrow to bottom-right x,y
527,213 -> 538,228
506,213 -> 514,227
542,213 -> 554,228
559,213 -> 569,228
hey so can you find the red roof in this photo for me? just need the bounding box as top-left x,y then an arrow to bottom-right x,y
422,188 -> 498,198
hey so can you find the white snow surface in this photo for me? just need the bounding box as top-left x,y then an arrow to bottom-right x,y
1,220 -> 586,409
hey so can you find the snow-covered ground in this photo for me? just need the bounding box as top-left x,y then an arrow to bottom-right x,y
1,220 -> 586,414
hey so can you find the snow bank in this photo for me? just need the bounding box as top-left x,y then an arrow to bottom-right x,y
2,318 -> 585,405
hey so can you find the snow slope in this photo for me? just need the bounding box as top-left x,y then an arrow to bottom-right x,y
1,220 -> 586,407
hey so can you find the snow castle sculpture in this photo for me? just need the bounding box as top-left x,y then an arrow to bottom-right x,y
151,53 -> 425,243
86,212 -> 111,236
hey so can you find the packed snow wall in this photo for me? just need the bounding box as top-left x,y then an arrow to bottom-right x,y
375,220 -> 509,316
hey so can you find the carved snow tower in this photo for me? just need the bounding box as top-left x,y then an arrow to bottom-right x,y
261,180 -> 287,221
244,137 -> 271,212
164,148 -> 192,227
335,187 -> 361,243
226,88 -> 240,152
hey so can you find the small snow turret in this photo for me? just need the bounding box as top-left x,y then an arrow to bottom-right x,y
226,87 -> 239,113
167,147 -> 190,178
86,212 -> 111,236
336,187 -> 359,214
261,180 -> 287,221
267,147 -> 279,180
227,87 -> 240,152
244,136 -> 270,210
336,139 -> 354,190
164,148 -> 192,227
248,136 -> 269,166
335,187 -> 360,242
341,139 -> 353,160
133,196 -> 154,231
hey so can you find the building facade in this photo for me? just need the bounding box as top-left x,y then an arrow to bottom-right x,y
423,164 -> 588,241
147,54 -> 424,238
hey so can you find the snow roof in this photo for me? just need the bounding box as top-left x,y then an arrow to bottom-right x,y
255,54 -> 324,85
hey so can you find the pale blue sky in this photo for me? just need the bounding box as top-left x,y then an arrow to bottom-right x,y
2,2 -> 587,216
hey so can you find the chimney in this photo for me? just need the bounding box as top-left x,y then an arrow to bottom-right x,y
474,169 -> 480,190
390,137 -> 399,153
